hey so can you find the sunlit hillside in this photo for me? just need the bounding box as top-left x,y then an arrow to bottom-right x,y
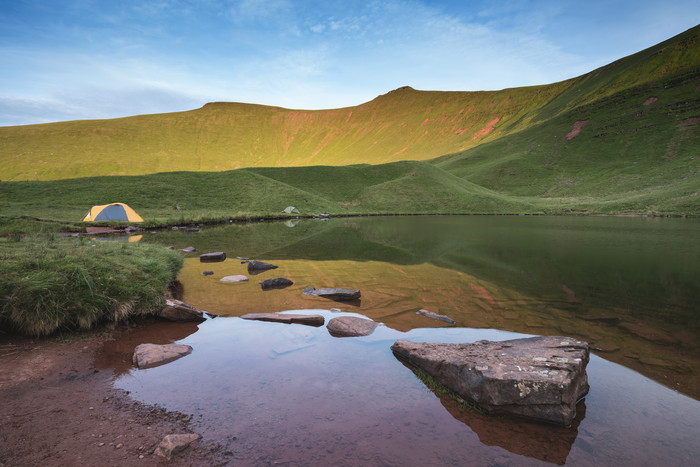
1,25 -> 698,183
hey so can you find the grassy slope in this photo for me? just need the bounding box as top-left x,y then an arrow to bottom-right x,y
0,84 -> 570,181
0,161 -> 537,227
0,26 -> 698,216
434,26 -> 700,215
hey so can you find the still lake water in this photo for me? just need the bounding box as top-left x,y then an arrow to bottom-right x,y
102,216 -> 699,465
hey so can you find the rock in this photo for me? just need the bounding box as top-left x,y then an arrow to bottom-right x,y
154,433 -> 201,460
178,246 -> 196,252
259,277 -> 294,290
240,313 -> 324,327
247,260 -> 279,273
220,275 -> 249,282
327,316 -> 378,337
200,251 -> 226,262
158,299 -> 207,322
202,270 -> 214,276
303,287 -> 361,301
417,309 -> 455,324
132,343 -> 193,369
391,336 -> 590,426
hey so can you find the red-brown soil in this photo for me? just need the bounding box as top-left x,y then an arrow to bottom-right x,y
566,120 -> 589,140
0,324 -> 227,466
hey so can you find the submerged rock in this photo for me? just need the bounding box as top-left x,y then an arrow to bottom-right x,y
159,299 -> 207,322
391,336 -> 590,426
241,313 -> 325,327
303,287 -> 361,301
133,343 -> 193,369
200,251 -> 226,262
220,275 -> 249,282
154,433 -> 201,460
327,316 -> 378,337
259,277 -> 294,290
417,309 -> 455,324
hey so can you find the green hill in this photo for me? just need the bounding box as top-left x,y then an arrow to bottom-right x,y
0,25 -> 698,217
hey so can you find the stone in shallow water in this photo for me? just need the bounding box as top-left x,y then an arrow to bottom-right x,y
259,277 -> 294,290
132,343 -> 193,369
391,336 -> 590,426
158,298 -> 206,322
154,433 -> 201,460
220,275 -> 249,282
199,251 -> 226,263
303,287 -> 361,301
417,309 -> 455,324
247,260 -> 279,272
327,316 -> 378,337
240,313 -> 325,327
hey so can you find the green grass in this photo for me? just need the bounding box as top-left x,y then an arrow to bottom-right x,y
0,161 -> 540,230
0,235 -> 183,336
2,25 -> 698,184
0,27 -> 697,218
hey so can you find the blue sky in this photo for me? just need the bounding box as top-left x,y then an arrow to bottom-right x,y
1,1 -> 698,126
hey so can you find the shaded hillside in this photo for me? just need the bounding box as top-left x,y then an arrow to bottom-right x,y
2,25 -> 698,182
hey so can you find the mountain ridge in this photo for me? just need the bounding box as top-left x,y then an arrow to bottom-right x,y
0,25 -> 698,216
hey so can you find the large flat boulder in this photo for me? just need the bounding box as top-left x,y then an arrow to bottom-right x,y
303,287 -> 361,301
158,299 -> 207,321
240,313 -> 325,327
327,316 -> 378,337
133,343 -> 193,369
391,336 -> 589,426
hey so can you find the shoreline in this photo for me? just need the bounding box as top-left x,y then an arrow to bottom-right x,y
0,320 -> 227,466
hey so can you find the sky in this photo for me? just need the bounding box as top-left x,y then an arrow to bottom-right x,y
0,1 -> 698,126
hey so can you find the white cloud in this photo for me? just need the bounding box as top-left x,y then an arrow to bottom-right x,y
1,0 -> 698,125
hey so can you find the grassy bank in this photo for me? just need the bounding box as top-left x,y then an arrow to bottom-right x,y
0,235 -> 183,336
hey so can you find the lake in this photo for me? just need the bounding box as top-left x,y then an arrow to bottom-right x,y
100,215 -> 700,465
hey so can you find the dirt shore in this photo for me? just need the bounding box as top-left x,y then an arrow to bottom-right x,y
0,323 -> 227,466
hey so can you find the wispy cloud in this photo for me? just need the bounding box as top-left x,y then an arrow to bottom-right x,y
0,0 -> 698,126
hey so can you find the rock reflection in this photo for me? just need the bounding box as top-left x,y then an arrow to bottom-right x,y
93,320 -> 201,376
402,359 -> 584,464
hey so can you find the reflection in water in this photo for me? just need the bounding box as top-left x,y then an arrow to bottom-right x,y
106,314 -> 700,466
116,216 -> 700,464
178,255 -> 699,399
150,216 -> 699,398
417,357 -> 585,465
94,320 -> 200,376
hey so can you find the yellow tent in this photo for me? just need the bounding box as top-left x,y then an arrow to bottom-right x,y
83,203 -> 144,222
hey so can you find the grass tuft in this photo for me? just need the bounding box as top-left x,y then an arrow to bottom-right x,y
0,237 -> 182,336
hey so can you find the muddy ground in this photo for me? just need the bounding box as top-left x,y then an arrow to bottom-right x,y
0,322 -> 229,466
